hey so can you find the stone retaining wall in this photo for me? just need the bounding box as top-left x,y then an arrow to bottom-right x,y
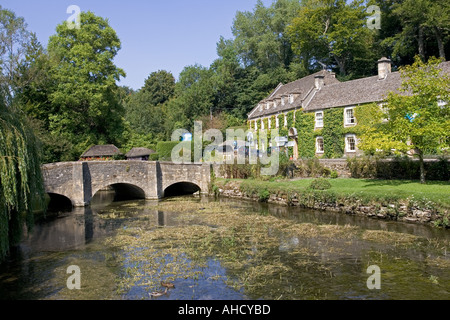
214,181 -> 443,226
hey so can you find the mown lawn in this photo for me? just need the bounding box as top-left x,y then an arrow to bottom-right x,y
219,178 -> 450,208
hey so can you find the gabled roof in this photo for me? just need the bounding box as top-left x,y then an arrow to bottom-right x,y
248,70 -> 340,120
305,73 -> 402,111
248,60 -> 450,119
81,145 -> 122,158
126,147 -> 156,158
306,61 -> 450,111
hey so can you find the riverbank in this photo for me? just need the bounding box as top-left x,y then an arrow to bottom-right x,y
212,178 -> 450,228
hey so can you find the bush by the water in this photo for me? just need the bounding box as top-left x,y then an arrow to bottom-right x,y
309,178 -> 332,190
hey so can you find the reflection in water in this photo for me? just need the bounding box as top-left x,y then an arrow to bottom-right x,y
0,192 -> 448,300
158,211 -> 165,227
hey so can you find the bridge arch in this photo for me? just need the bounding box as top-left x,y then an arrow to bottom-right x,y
46,192 -> 74,211
92,183 -> 147,202
163,181 -> 201,198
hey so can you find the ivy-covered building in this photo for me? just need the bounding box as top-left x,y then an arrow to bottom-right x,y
248,57 -> 450,160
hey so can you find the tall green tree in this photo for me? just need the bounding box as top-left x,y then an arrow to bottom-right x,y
47,11 -> 126,160
125,90 -> 165,137
386,0 -> 450,61
287,0 -> 377,78
173,64 -> 215,130
357,57 -> 450,183
232,0 -> 303,71
141,70 -> 175,106
0,5 -> 32,105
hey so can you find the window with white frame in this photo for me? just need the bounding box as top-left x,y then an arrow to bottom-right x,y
284,114 -> 288,127
345,134 -> 357,152
276,115 -> 279,128
316,137 -> 324,153
344,107 -> 356,126
315,111 -> 324,128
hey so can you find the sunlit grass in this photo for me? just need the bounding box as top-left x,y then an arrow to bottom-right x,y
228,178 -> 450,208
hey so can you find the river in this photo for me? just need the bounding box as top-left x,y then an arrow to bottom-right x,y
0,191 -> 448,300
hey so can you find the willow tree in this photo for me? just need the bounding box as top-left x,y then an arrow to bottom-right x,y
0,103 -> 45,261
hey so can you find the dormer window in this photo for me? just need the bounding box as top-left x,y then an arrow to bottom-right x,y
266,102 -> 270,110
259,104 -> 262,112
344,107 -> 356,126
289,94 -> 294,104
281,97 -> 285,106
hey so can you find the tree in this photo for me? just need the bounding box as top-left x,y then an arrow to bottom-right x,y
232,0 -> 303,72
287,0 -> 377,78
173,64 -> 215,130
0,103 -> 45,261
382,0 -> 450,63
124,89 -> 165,137
141,70 -> 175,106
47,11 -> 126,160
357,56 -> 450,183
0,5 -> 32,105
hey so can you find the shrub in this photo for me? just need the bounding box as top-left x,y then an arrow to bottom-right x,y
258,188 -> 270,202
309,178 -> 332,190
348,155 -> 450,181
149,153 -> 159,161
330,170 -> 339,179
113,153 -> 127,160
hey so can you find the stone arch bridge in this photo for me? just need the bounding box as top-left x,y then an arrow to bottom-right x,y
42,161 -> 211,207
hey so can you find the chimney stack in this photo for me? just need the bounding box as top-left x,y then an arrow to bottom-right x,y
378,57 -> 392,80
315,74 -> 325,90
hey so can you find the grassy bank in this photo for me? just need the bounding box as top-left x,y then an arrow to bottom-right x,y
214,178 -> 450,227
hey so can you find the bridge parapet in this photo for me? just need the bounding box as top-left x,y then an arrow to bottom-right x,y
42,161 -> 211,207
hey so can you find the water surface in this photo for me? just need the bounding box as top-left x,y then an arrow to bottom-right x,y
0,192 -> 448,300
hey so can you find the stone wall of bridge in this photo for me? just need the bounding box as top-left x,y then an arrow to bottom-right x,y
42,161 -> 211,207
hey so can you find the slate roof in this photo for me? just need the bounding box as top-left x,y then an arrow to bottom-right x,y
248,60 -> 450,118
248,70 -> 340,120
81,145 -> 122,158
307,61 -> 450,111
305,73 -> 402,111
126,147 -> 156,158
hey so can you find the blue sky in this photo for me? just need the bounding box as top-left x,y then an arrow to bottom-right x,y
2,0 -> 273,90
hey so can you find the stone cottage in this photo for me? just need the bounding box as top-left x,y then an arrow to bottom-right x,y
248,57 -> 450,160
